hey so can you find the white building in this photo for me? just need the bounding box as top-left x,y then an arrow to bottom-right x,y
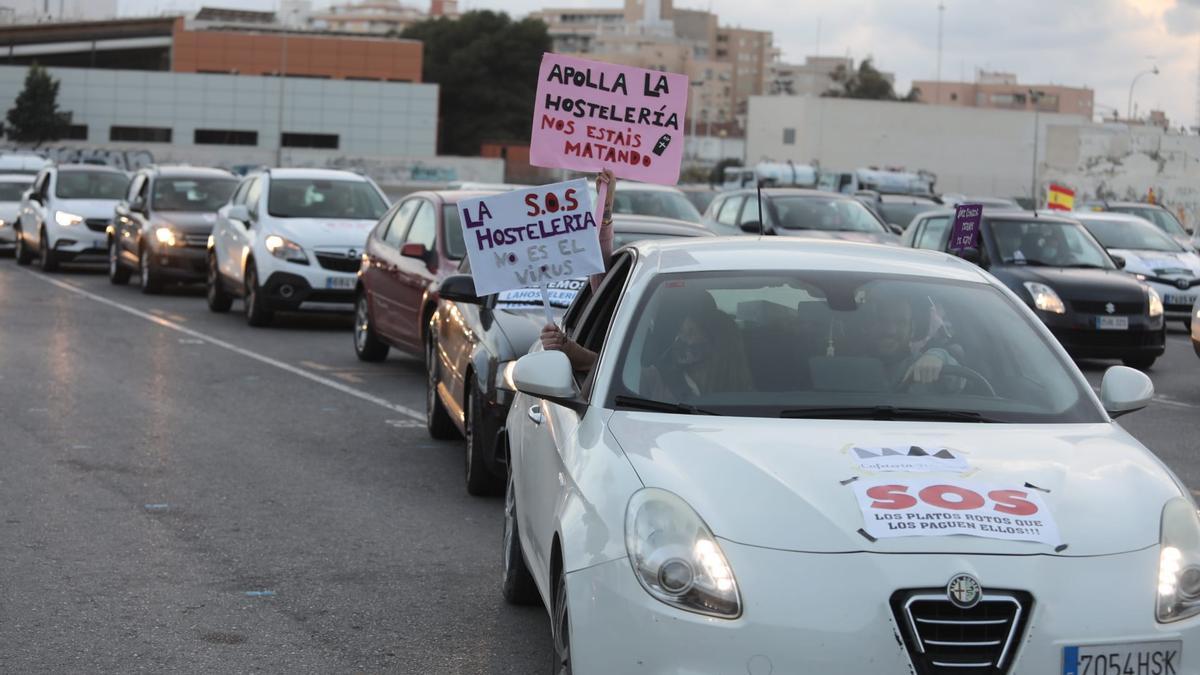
0,0 -> 117,23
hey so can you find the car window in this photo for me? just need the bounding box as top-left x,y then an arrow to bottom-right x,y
739,195 -> 762,228
245,177 -> 263,217
716,196 -> 744,225
915,216 -> 951,249
231,178 -> 253,205
152,177 -> 237,212
607,270 -> 1103,423
769,196 -> 887,233
612,190 -> 703,222
1111,206 -> 1188,238
0,180 -> 29,201
879,200 -> 938,229
267,178 -> 388,220
404,200 -> 437,250
572,253 -> 634,392
1077,217 -> 1184,252
136,176 -> 150,204
126,175 -> 146,203
54,171 -> 129,200
990,219 -> 1114,268
382,199 -> 420,246
443,204 -> 466,260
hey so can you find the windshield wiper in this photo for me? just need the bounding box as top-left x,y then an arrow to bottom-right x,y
1061,263 -> 1106,269
1006,258 -> 1051,267
779,406 -> 1000,423
613,395 -> 721,416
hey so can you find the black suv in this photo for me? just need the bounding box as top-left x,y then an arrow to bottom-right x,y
108,166 -> 237,293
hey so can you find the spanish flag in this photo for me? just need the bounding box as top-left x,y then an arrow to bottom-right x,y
1046,184 -> 1075,211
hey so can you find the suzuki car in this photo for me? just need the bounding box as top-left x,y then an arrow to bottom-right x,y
14,164 -> 130,271
206,168 -> 389,326
502,237 -> 1194,674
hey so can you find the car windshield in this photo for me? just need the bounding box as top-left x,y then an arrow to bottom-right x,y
878,199 -> 939,228
1076,217 -> 1183,253
0,181 -> 30,201
612,190 -> 702,223
609,271 -> 1102,423
267,179 -> 388,219
55,171 -> 129,200
990,219 -> 1114,268
769,196 -> 887,233
1110,206 -> 1188,237
152,177 -> 237,212
613,229 -> 697,248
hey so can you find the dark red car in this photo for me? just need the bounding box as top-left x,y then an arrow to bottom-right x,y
354,190 -> 500,361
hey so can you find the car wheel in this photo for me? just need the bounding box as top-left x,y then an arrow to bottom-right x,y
1123,356 -> 1157,371
552,562 -> 573,675
108,239 -> 130,284
206,253 -> 233,313
465,382 -> 503,496
243,262 -> 274,327
353,292 -> 389,362
501,465 -> 539,606
139,247 -> 162,294
37,228 -> 58,272
425,332 -> 461,440
14,227 -> 32,265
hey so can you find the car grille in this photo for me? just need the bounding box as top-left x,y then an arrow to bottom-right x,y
315,252 -> 360,273
85,218 -> 109,232
892,589 -> 1032,675
1052,327 -> 1164,349
182,233 -> 208,248
1071,300 -> 1144,315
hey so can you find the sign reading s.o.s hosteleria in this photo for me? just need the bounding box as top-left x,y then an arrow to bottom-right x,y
530,53 -> 688,185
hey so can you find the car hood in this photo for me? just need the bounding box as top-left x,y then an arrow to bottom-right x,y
608,415 -> 1179,556
269,218 -> 377,248
1109,248 -> 1200,279
992,265 -> 1147,303
774,228 -> 901,246
55,198 -> 121,220
155,211 -> 220,235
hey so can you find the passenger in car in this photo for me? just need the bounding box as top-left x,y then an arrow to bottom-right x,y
637,288 -> 751,400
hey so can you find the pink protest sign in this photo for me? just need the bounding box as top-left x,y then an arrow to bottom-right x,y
530,53 -> 689,186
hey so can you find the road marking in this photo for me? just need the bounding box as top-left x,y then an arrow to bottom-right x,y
21,270 -> 424,421
300,360 -> 331,371
1155,396 -> 1198,410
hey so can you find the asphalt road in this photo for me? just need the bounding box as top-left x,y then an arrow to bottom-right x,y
0,261 -> 1197,673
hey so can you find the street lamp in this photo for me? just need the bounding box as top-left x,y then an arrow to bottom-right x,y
1127,66 -> 1159,121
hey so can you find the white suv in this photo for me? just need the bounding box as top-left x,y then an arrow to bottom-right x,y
14,164 -> 130,271
206,168 -> 390,326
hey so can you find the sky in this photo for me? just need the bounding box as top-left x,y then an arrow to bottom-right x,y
120,0 -> 1200,127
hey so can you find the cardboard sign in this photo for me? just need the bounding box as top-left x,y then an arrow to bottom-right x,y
495,278 -> 586,308
530,53 -> 689,185
949,203 -> 982,252
457,180 -> 603,297
851,478 -> 1060,546
851,446 -> 969,473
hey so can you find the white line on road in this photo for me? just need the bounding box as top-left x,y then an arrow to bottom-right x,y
21,270 -> 424,421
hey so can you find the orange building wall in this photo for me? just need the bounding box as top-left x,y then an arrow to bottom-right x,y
170,18 -> 422,82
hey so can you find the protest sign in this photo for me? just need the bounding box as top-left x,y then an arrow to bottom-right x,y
457,180 -> 603,299
851,445 -> 969,473
851,478 -> 1060,546
495,278 -> 587,309
530,53 -> 689,185
949,203 -> 982,252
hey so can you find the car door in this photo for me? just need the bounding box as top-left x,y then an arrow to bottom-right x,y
226,176 -> 262,283
393,198 -> 438,350
368,199 -> 420,341
215,177 -> 250,281
20,170 -> 48,247
116,174 -> 148,267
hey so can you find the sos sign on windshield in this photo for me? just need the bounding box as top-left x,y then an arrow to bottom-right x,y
851,479 -> 1060,546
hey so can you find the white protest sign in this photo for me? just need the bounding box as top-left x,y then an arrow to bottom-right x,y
851,445 -> 969,473
495,278 -> 587,309
457,180 -> 603,297
851,478 -> 1060,546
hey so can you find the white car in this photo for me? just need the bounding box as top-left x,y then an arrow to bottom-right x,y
502,237 -> 1197,674
588,180 -> 704,225
206,168 -> 390,326
0,173 -> 35,254
14,164 -> 130,271
1076,211 -> 1200,330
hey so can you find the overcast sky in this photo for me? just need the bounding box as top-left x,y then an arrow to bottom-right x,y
122,0 -> 1200,127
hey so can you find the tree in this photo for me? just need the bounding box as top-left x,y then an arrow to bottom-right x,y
6,63 -> 72,147
822,58 -> 921,102
402,11 -> 550,156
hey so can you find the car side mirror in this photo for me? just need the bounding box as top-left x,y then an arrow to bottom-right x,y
1100,365 -> 1154,417
400,242 -> 429,262
513,351 -> 581,405
739,220 -> 763,234
1110,254 -> 1126,269
438,273 -> 481,304
227,204 -> 251,223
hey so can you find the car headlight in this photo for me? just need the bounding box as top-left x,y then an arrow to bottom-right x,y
1023,281 -> 1066,314
1157,498 -> 1200,623
264,234 -> 308,264
1148,286 -> 1164,318
625,488 -> 741,619
54,211 -> 83,227
154,226 -> 178,247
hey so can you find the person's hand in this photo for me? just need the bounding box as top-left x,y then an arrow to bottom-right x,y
905,352 -> 945,384
596,168 -> 616,224
541,323 -> 568,352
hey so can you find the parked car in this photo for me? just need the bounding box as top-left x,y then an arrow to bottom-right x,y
0,173 -> 35,255
0,152 -> 51,175
501,236 -> 1185,674
677,184 -> 717,213
14,164 -> 130,271
1074,211 -> 1200,329
904,209 -> 1165,369
607,181 -> 704,224
107,166 -> 237,293
704,188 -> 902,242
206,168 -> 390,326
424,215 -> 713,496
853,191 -> 942,230
1082,201 -> 1193,251
352,189 -> 504,363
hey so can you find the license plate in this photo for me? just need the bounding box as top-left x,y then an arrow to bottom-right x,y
325,276 -> 355,290
1062,640 -> 1181,675
1097,316 -> 1129,330
1164,294 -> 1195,306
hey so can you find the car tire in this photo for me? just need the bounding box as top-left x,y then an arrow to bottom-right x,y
138,247 -> 162,294
425,332 -> 461,440
353,292 -> 389,362
1123,356 -> 1157,371
14,227 -> 32,265
501,465 -> 539,606
37,228 -> 58,272
206,253 -> 233,313
243,262 -> 274,327
108,239 -> 130,285
465,382 -> 503,497
552,562 -> 573,675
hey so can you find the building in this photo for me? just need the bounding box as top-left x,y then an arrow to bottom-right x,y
0,0 -> 117,24
310,1 -> 426,35
912,70 -> 1093,120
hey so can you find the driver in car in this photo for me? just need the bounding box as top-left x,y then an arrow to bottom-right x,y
866,290 -> 964,391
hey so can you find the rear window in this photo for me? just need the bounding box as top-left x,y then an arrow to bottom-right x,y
55,171 -> 129,200
267,178 -> 388,219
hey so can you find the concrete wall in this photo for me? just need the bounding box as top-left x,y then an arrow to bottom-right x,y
746,95 -> 1091,198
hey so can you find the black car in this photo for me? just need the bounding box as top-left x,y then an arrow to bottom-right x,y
425,215 -> 713,495
703,188 -> 903,242
108,166 -> 238,293
853,190 -> 942,230
903,209 -> 1165,369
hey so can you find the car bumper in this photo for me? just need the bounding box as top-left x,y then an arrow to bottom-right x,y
1040,312 -> 1165,359
149,246 -> 206,281
566,542 -> 1197,675
261,271 -> 356,311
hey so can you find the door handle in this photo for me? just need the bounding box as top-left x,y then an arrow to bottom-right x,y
527,405 -> 544,425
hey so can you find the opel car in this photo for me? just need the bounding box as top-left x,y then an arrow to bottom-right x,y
14,164 -> 130,271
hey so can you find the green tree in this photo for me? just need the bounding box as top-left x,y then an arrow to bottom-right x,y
822,58 -> 920,102
402,11 -> 550,156
5,63 -> 72,147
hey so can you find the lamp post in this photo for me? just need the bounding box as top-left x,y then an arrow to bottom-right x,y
1127,66 -> 1159,121
1029,89 -> 1043,207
